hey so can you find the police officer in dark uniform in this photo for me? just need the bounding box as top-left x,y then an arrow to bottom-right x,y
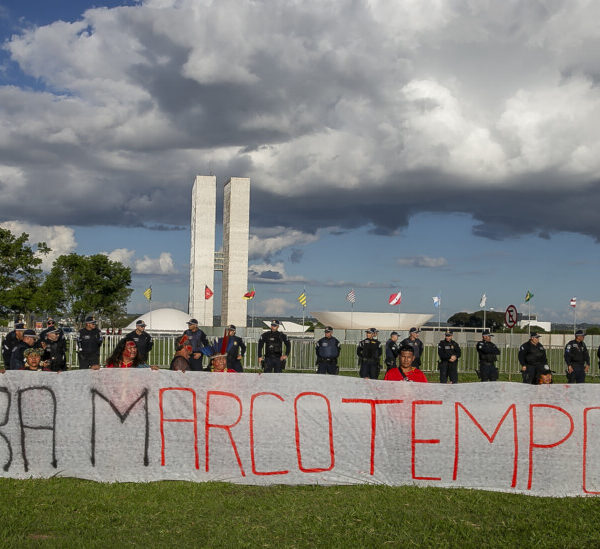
315,326 -> 341,375
400,327 -> 424,369
125,320 -> 154,362
385,331 -> 400,371
2,322 -> 25,368
38,318 -> 63,345
77,316 -> 103,369
438,330 -> 461,384
258,320 -> 290,373
10,329 -> 37,370
357,328 -> 382,379
218,325 -> 246,372
41,327 -> 67,371
183,318 -> 210,371
565,329 -> 590,383
475,330 -> 500,381
518,332 -> 547,384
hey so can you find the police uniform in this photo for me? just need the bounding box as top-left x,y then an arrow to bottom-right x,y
518,337 -> 547,384
384,334 -> 400,371
437,335 -> 461,384
77,322 -> 103,369
9,329 -> 37,370
218,329 -> 246,372
125,328 -> 154,362
357,330 -> 382,379
564,337 -> 590,383
2,324 -> 25,368
38,320 -> 63,345
315,330 -> 341,375
399,335 -> 424,368
183,320 -> 210,371
258,324 -> 290,373
475,336 -> 500,381
41,336 -> 67,371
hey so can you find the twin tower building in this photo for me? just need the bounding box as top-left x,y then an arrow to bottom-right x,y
188,175 -> 250,328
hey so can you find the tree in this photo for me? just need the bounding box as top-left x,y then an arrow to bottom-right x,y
40,253 -> 133,326
0,227 -> 50,318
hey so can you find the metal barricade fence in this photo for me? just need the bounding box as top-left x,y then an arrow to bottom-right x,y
1,333 -> 597,377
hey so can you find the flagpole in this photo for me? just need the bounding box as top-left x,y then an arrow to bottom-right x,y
573,305 -> 576,334
302,286 -> 305,330
438,291 -> 441,333
528,299 -> 531,336
149,286 -> 153,329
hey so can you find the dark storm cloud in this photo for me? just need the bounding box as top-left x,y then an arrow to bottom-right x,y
1,0 -> 600,243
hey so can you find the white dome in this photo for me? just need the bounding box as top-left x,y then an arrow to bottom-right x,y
126,308 -> 191,332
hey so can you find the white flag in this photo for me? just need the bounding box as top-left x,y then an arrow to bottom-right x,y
480,294 -> 487,308
570,297 -> 576,308
432,296 -> 441,308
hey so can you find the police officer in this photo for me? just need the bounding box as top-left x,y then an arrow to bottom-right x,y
565,329 -> 590,383
385,331 -> 400,371
218,325 -> 246,372
438,330 -> 461,384
258,320 -> 290,373
10,329 -> 37,370
125,320 -> 154,362
315,326 -> 341,375
475,330 -> 500,381
518,332 -> 547,384
2,322 -> 25,368
400,327 -> 424,369
38,318 -> 63,345
77,316 -> 103,369
357,328 -> 382,379
183,319 -> 210,371
41,327 -> 67,371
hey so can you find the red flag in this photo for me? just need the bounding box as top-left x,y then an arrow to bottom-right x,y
205,285 -> 214,300
570,297 -> 576,308
243,289 -> 255,300
389,291 -> 402,306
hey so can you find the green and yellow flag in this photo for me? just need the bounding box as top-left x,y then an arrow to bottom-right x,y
297,291 -> 307,308
524,290 -> 533,303
143,287 -> 152,301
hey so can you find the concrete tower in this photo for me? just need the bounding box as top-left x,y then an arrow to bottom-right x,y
221,177 -> 250,327
189,175 -> 216,325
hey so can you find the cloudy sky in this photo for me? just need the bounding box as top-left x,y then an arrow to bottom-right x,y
1,0 -> 600,323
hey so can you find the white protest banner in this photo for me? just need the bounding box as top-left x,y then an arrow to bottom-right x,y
0,370 -> 599,497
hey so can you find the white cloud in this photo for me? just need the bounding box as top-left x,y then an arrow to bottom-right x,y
248,261 -> 307,284
0,221 -> 76,270
104,248 -> 135,266
570,300 -> 600,324
260,297 -> 295,316
134,252 -> 177,275
248,228 -> 319,260
397,255 -> 448,268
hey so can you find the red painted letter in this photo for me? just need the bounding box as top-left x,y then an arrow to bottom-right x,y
528,404 -> 574,490
412,400 -> 443,481
453,402 -> 518,487
205,391 -> 245,477
583,407 -> 600,494
250,392 -> 289,476
342,398 -> 403,475
159,387 -> 199,469
294,392 -> 335,473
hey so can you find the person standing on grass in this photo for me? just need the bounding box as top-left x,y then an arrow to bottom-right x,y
125,320 -> 154,362
216,325 -> 246,372
564,329 -> 589,383
183,319 -> 210,371
437,330 -> 461,384
258,320 -> 290,373
384,345 -> 428,382
518,332 -> 547,384
476,331 -> 500,381
315,326 -> 341,375
357,328 -> 382,379
10,329 -> 37,370
400,327 -> 424,369
385,331 -> 400,371
2,322 -> 25,368
77,316 -> 103,369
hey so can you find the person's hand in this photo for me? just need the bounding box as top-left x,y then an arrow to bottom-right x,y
237,355 -> 242,360
585,364 -> 590,373
150,365 -> 160,371
0,368 -> 5,374
521,366 -> 526,371
567,365 -> 573,374
90,364 -> 101,370
449,356 -> 456,362
281,355 -> 288,361
193,353 -> 201,359
258,357 -> 263,363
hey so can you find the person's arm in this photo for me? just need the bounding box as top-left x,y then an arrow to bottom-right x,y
454,342 -> 462,359
148,334 -> 154,352
201,331 -> 209,347
518,345 -> 527,369
238,338 -> 246,358
336,339 -> 341,358
437,341 -> 444,361
257,334 -> 264,360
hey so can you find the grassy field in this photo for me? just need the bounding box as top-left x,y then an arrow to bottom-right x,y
1,479 -> 600,548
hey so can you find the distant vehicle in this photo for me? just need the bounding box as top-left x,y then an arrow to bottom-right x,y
60,326 -> 75,334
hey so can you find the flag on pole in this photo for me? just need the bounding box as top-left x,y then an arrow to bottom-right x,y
205,285 -> 214,300
143,287 -> 152,301
346,289 -> 356,303
525,290 -> 534,302
389,291 -> 402,306
432,295 -> 441,308
479,293 -> 487,308
243,288 -> 256,300
570,297 -> 577,308
298,291 -> 307,307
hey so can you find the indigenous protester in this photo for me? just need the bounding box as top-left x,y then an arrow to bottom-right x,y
77,316 -> 103,369
170,336 -> 193,372
40,327 -> 67,371
202,334 -> 238,373
183,319 -> 209,371
10,329 -> 37,370
384,331 -> 400,371
216,325 -> 246,372
315,326 -> 341,375
257,320 -> 290,373
535,364 -> 553,385
475,330 -> 500,381
21,347 -> 51,371
2,322 -> 25,368
94,339 -> 158,370
564,329 -> 590,383
437,330 -> 461,384
384,345 -> 428,382
125,320 -> 154,362
357,328 -> 382,379
518,333 -> 547,384
400,327 -> 424,369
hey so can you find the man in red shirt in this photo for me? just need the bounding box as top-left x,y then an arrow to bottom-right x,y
384,345 -> 428,382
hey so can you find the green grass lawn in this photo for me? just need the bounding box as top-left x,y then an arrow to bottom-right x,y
1,479 -> 599,548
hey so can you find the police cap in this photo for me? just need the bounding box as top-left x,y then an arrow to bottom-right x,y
271,320 -> 280,326
228,324 -> 236,331
14,322 -> 25,330
575,329 -> 585,337
530,332 -> 541,339
324,326 -> 333,333
23,329 -> 37,338
84,316 -> 97,324
187,318 -> 199,325
390,331 -> 398,337
482,330 -> 493,337
409,327 -> 420,334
